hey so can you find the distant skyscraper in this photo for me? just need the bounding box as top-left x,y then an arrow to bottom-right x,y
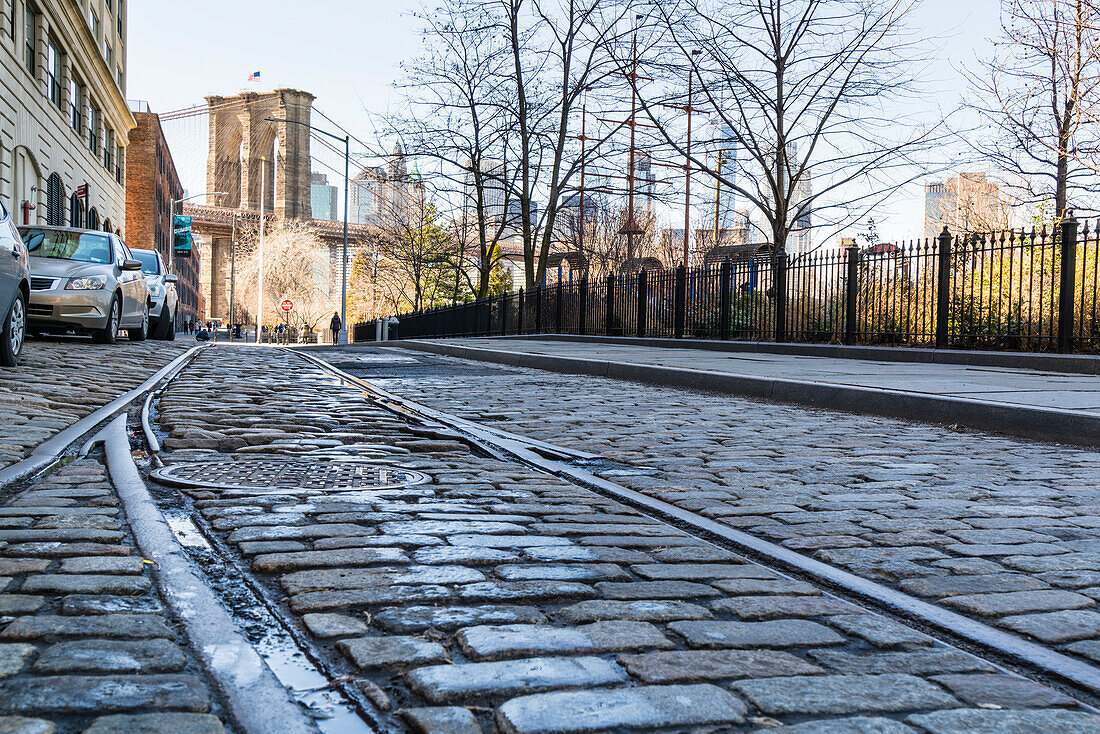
348,145 -> 425,226
635,151 -> 656,206
463,158 -> 507,223
310,172 -> 338,221
349,167 -> 386,225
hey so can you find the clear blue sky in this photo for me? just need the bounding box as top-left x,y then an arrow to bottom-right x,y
128,0 -> 1001,241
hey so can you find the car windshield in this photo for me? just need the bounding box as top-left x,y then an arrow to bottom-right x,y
20,229 -> 111,264
131,250 -> 160,275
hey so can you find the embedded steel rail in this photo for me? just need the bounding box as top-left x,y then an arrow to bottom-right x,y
293,348 -> 1100,704
0,345 -> 206,488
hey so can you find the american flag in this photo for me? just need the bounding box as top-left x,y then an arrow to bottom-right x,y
247,71 -> 261,82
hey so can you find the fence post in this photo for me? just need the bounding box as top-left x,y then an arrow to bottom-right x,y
844,245 -> 860,345
501,293 -> 509,336
936,227 -> 952,349
606,274 -> 615,335
774,253 -> 788,343
556,281 -> 564,333
578,276 -> 588,335
518,287 -> 525,334
1058,211 -> 1079,354
719,261 -> 732,340
535,284 -> 543,334
636,269 -> 648,338
674,265 -> 687,338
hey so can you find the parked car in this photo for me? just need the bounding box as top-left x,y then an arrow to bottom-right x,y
18,226 -> 150,344
129,248 -> 178,341
0,199 -> 29,366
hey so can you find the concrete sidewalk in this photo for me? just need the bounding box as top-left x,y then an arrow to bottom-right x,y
397,338 -> 1100,446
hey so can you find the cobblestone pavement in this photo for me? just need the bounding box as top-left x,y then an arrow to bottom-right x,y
150,346 -> 1100,733
320,347 -> 1100,674
0,338 -> 190,470
0,458 -> 227,733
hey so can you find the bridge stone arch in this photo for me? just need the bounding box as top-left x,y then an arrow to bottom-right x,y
205,89 -> 315,220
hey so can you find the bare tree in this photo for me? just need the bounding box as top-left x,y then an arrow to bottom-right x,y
968,0 -> 1100,219
635,0 -> 943,257
395,2 -> 518,299
496,0 -> 635,287
562,195 -> 660,276
373,187 -> 463,312
234,220 -> 338,331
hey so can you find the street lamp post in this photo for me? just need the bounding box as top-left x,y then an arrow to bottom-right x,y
265,117 -> 351,344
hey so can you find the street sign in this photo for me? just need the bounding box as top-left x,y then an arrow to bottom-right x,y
173,215 -> 193,257
280,298 -> 294,313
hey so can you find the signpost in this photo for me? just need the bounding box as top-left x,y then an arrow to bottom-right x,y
279,299 -> 294,345
173,215 -> 193,257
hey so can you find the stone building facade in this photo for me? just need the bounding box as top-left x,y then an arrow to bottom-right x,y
1,0 -> 131,233
125,107 -> 204,326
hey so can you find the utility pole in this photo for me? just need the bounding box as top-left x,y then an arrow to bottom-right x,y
684,50 -> 701,267
229,213 -> 238,340
658,50 -> 705,267
626,28 -> 638,266
257,157 -> 266,344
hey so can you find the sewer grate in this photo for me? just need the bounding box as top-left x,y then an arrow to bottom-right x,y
151,458 -> 430,492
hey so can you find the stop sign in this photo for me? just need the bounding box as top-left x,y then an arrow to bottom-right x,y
279,298 -> 294,313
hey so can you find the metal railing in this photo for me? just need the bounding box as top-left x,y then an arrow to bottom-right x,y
385,218 -> 1100,354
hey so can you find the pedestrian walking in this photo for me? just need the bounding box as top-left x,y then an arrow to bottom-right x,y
330,311 -> 342,344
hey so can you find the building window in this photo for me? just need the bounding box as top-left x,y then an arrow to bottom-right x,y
115,149 -> 123,184
23,5 -> 34,75
87,207 -> 99,230
45,174 -> 64,226
104,41 -> 111,67
117,1 -> 123,37
89,9 -> 98,39
102,217 -> 111,234
7,0 -> 14,42
70,193 -> 84,228
105,0 -> 112,11
89,105 -> 100,154
116,66 -> 123,90
45,37 -> 61,108
70,77 -> 83,133
103,127 -> 114,170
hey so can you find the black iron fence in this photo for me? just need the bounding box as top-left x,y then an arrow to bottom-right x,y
389,218 -> 1100,353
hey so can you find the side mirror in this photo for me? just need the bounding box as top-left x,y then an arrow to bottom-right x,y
165,274 -> 179,283
122,259 -> 143,271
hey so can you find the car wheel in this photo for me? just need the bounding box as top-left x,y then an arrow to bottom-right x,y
164,310 -> 177,341
129,305 -> 149,341
92,296 -> 121,344
0,291 -> 26,367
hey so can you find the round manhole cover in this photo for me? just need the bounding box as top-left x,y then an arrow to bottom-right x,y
151,458 -> 430,492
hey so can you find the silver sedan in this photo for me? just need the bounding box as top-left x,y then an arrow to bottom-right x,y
19,226 -> 150,344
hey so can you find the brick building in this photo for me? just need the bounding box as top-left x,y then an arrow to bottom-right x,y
125,106 -> 202,326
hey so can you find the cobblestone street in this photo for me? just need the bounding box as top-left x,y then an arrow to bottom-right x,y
324,348 -> 1100,671
1,342 -> 1099,732
143,346 -> 1100,732
0,339 -> 190,470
